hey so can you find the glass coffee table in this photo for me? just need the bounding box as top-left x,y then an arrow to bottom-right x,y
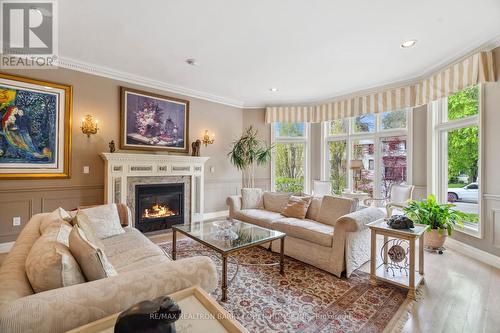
172,219 -> 286,301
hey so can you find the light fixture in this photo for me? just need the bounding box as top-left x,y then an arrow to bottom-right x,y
201,130 -> 215,146
81,114 -> 98,137
269,87 -> 278,92
400,39 -> 417,48
186,58 -> 198,66
350,159 -> 364,192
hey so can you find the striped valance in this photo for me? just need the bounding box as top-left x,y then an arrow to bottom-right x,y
265,51 -> 496,123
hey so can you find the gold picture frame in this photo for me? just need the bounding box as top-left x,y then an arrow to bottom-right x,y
0,73 -> 72,179
120,87 -> 189,154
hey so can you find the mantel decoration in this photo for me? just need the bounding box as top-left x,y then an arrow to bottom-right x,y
0,73 -> 72,179
120,87 -> 189,153
228,126 -> 272,188
81,114 -> 98,137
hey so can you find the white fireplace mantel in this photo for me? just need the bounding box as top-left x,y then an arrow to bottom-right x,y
100,153 -> 209,224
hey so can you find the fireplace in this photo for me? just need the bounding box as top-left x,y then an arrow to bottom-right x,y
135,183 -> 184,233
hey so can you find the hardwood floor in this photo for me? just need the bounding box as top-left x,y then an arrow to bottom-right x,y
1,232 -> 498,333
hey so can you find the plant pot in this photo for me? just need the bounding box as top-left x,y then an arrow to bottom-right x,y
424,229 -> 447,249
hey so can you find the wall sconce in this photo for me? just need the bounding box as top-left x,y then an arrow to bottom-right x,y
201,130 -> 215,146
81,114 -> 98,137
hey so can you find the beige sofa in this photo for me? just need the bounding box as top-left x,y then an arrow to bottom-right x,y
227,192 -> 384,278
0,209 -> 218,333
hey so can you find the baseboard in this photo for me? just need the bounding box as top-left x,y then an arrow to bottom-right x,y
203,210 -> 228,220
446,238 -> 500,270
0,241 -> 14,254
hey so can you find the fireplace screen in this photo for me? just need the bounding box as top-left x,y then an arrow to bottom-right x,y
135,183 -> 184,233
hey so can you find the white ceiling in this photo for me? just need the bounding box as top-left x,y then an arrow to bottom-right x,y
59,0 -> 500,108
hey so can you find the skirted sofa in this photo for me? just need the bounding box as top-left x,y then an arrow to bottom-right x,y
227,191 -> 384,278
0,205 -> 217,333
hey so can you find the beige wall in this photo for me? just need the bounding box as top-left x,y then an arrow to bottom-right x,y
0,68 -> 243,242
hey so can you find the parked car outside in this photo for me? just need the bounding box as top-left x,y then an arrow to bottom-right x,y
447,183 -> 478,203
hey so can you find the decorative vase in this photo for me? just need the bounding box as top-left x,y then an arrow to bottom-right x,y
424,229 -> 447,249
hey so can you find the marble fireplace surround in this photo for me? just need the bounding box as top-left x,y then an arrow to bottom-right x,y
127,176 -> 191,227
100,153 -> 209,227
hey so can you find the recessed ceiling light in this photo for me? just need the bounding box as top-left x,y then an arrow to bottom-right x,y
186,58 -> 198,66
400,40 -> 417,48
269,88 -> 278,92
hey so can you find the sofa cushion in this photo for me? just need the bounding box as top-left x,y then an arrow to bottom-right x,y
79,204 -> 125,239
282,196 -> 312,219
273,218 -> 334,247
103,228 -> 170,273
263,192 -> 292,213
316,195 -> 356,226
306,196 -> 323,220
69,226 -> 117,281
233,209 -> 283,229
39,207 -> 73,234
25,224 -> 85,293
241,188 -> 264,209
74,211 -> 106,250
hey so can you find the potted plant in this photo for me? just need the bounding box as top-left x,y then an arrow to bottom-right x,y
403,194 -> 476,249
228,126 -> 272,188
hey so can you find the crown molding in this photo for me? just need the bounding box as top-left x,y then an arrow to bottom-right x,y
55,57 -> 247,109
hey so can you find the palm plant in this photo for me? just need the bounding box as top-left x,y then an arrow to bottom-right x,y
228,126 -> 272,188
404,194 -> 475,236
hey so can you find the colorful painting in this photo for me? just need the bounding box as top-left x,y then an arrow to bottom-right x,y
120,87 -> 189,153
0,73 -> 72,179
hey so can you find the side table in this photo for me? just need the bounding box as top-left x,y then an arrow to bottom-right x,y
341,190 -> 370,208
368,219 -> 429,299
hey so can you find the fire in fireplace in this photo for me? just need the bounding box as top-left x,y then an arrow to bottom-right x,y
135,183 -> 184,233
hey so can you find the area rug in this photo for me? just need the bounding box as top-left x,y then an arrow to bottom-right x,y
160,239 -> 410,333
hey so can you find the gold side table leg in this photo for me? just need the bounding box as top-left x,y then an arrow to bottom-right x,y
172,229 -> 177,260
221,254 -> 228,302
280,237 -> 285,275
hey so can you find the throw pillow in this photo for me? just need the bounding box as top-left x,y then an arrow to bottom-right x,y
316,195 -> 356,226
241,188 -> 264,209
263,192 -> 292,213
79,204 -> 125,239
25,224 -> 85,293
74,211 -> 106,250
69,226 -> 117,281
305,196 -> 323,220
282,196 -> 312,219
39,207 -> 73,234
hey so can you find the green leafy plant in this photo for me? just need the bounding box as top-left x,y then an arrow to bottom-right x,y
228,126 -> 272,188
404,194 -> 477,236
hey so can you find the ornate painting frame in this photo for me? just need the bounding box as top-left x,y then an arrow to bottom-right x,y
0,73 -> 72,179
120,87 -> 190,154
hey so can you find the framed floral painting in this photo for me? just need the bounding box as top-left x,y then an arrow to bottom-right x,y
120,87 -> 189,153
0,73 -> 72,179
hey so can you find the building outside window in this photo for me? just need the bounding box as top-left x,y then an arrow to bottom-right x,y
271,123 -> 310,193
322,109 -> 410,196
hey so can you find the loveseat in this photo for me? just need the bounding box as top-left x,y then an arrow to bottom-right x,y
227,191 -> 384,277
0,205 -> 218,333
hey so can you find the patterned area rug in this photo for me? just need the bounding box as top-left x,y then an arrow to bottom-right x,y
160,239 -> 408,333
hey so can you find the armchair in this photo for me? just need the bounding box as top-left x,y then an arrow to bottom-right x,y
364,183 -> 415,217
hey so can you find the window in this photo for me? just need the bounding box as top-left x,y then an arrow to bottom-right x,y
322,109 -> 410,196
272,123 -> 310,193
430,85 -> 481,235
